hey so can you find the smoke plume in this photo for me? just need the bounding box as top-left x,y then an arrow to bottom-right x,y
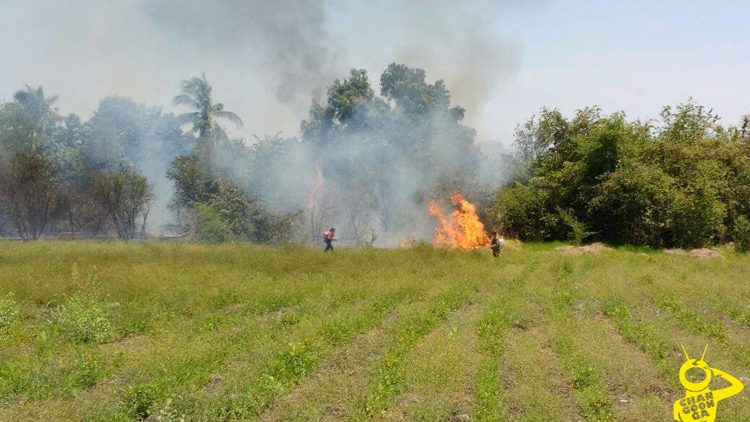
0,0 -> 543,241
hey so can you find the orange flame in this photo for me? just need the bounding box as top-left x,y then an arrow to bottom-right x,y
428,192 -> 489,249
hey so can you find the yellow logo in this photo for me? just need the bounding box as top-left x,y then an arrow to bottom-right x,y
673,345 -> 744,421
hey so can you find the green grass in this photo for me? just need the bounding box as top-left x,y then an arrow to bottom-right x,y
0,241 -> 749,421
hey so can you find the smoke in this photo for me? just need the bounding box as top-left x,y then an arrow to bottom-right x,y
0,0 -> 345,137
387,0 -> 524,132
0,0 -> 543,137
0,0 -> 544,241
141,0 -> 344,110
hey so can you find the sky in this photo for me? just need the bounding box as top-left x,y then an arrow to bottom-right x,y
0,0 -> 748,145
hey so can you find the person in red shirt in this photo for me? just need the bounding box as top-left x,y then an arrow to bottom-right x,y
324,228 -> 337,252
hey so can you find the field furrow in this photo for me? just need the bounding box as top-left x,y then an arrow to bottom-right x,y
1,242 -> 749,421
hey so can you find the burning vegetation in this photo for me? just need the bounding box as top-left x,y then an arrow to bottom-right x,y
428,193 -> 490,249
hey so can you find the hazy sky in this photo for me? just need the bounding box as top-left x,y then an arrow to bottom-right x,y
1,0 -> 747,144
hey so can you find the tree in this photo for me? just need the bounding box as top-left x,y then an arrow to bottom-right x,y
0,152 -> 60,240
494,101 -> 750,248
173,74 -> 242,142
589,162 -> 676,246
12,85 -> 59,147
380,63 -> 452,116
86,96 -> 192,169
167,154 -> 219,210
298,64 -> 482,243
91,167 -> 152,240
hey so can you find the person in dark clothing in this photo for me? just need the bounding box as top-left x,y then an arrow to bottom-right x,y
491,233 -> 504,258
324,228 -> 337,252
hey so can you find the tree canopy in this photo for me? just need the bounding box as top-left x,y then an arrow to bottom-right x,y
491,103 -> 750,248
0,67 -> 748,249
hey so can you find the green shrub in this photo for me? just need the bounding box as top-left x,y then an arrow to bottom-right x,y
195,203 -> 235,243
556,206 -> 594,245
491,182 -> 554,240
734,215 -> 750,252
52,295 -> 114,344
271,341 -> 318,382
590,162 -> 675,247
124,384 -> 157,420
668,183 -> 726,248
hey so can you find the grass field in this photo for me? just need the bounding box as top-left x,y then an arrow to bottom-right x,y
1,241 -> 749,421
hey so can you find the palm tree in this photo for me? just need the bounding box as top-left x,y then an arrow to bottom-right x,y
173,73 -> 242,140
13,85 -> 59,146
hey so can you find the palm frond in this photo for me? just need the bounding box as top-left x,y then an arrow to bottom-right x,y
177,112 -> 200,124
13,88 -> 31,103
173,94 -> 199,108
214,110 -> 243,127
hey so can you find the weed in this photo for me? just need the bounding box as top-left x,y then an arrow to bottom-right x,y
155,394 -> 187,422
272,341 -> 319,383
73,353 -> 106,389
124,383 -> 158,420
52,295 -> 114,344
572,366 -> 597,390
476,309 -> 509,353
474,309 -> 510,421
658,296 -> 727,341
0,294 -> 20,332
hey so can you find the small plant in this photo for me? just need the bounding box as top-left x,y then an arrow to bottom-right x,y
476,310 -> 509,353
580,389 -> 615,422
556,206 -> 595,245
0,293 -> 20,332
572,366 -> 597,390
118,311 -> 151,337
272,341 -> 318,382
155,395 -> 187,422
73,353 -> 106,389
124,384 -> 157,420
52,295 -> 114,344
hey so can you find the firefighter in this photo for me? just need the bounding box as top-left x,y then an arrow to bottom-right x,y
491,233 -> 504,258
324,227 -> 337,252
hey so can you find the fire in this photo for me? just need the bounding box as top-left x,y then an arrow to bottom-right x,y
428,192 -> 490,249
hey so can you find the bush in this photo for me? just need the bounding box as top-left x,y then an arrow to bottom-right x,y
491,182 -> 555,240
668,187 -> 726,248
734,215 -> 750,252
91,167 -> 152,240
589,163 -> 675,247
556,206 -> 594,245
493,102 -> 750,248
195,203 -> 235,243
52,295 -> 114,344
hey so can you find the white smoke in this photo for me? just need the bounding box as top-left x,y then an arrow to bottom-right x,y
0,0 -> 545,240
